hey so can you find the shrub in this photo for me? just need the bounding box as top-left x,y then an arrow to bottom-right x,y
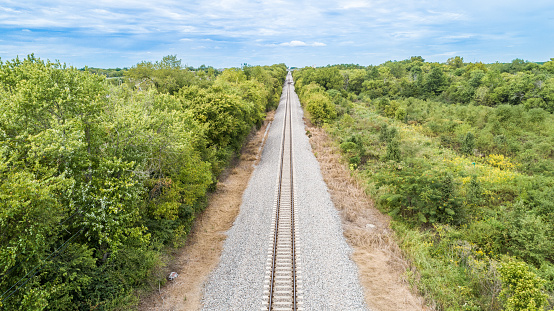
375,160 -> 464,225
461,132 -> 475,155
302,87 -> 337,124
384,139 -> 401,162
498,259 -> 548,311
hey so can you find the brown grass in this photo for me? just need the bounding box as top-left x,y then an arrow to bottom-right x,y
305,120 -> 429,311
138,112 -> 275,311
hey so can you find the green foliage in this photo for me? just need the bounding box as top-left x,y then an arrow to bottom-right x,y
461,132 -> 475,155
379,124 -> 396,143
294,57 -> 554,111
343,69 -> 367,94
294,66 -> 342,91
304,93 -> 337,124
339,133 -> 365,168
466,175 -> 482,207
424,66 -> 449,95
302,56 -> 554,309
82,67 -> 128,78
499,259 -> 548,311
384,139 -> 401,162
376,98 -> 401,117
295,82 -> 337,124
543,59 -> 554,74
125,55 -> 195,94
447,56 -> 464,69
0,55 -> 286,309
506,203 -> 554,267
375,160 -> 463,225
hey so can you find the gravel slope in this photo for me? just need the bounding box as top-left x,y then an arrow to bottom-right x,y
201,75 -> 369,311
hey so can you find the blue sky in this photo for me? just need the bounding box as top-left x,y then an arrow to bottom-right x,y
0,0 -> 552,68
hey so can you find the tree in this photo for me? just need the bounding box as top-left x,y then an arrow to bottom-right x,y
312,67 -> 343,91
410,56 -> 425,63
464,62 -> 488,77
447,56 -> 464,69
542,58 -> 554,73
342,70 -> 365,93
385,138 -> 401,162
298,83 -> 337,124
125,55 -> 195,94
424,66 -> 448,95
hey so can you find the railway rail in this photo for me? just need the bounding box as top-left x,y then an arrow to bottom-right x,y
262,73 -> 303,311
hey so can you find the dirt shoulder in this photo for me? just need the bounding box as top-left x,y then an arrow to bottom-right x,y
305,121 -> 429,311
138,112 -> 275,311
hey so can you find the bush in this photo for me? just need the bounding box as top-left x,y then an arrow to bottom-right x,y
461,132 -> 475,155
499,259 -> 548,311
375,160 -> 464,225
298,83 -> 337,124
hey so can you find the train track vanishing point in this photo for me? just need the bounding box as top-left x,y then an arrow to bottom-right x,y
262,73 -> 303,311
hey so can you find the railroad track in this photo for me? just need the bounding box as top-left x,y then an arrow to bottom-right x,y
262,73 -> 303,311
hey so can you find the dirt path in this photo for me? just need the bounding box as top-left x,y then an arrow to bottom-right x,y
138,112 -> 275,311
305,122 -> 430,311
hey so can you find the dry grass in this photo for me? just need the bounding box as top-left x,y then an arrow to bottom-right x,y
306,120 -> 429,311
138,112 -> 275,311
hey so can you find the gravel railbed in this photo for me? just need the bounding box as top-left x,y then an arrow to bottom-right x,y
201,77 -> 369,311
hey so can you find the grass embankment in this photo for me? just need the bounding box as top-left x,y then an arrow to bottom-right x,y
306,122 -> 427,310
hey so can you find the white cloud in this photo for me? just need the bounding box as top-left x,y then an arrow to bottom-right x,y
339,1 -> 372,10
427,10 -> 466,21
390,32 -> 420,39
180,26 -> 197,33
0,6 -> 20,13
442,34 -> 475,39
280,40 -> 326,47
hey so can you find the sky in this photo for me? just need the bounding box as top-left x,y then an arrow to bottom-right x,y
0,0 -> 552,68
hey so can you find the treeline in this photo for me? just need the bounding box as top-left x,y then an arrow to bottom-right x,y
294,57 -> 554,310
82,67 -> 128,78
0,54 -> 286,310
81,59 -> 221,81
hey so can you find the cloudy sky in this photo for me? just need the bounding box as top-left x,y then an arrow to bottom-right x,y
0,0 -> 552,68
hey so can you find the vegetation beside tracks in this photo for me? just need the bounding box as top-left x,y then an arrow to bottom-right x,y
294,57 -> 554,310
0,54 -> 287,310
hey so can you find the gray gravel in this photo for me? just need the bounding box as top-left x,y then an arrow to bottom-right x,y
201,74 -> 369,311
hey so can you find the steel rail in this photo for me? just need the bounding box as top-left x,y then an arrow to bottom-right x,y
265,73 -> 299,310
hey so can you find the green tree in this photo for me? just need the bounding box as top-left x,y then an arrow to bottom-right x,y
423,66 -> 448,95
312,67 -> 343,90
447,56 -> 464,69
125,55 -> 195,94
343,69 -> 367,94
542,58 -> 554,73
